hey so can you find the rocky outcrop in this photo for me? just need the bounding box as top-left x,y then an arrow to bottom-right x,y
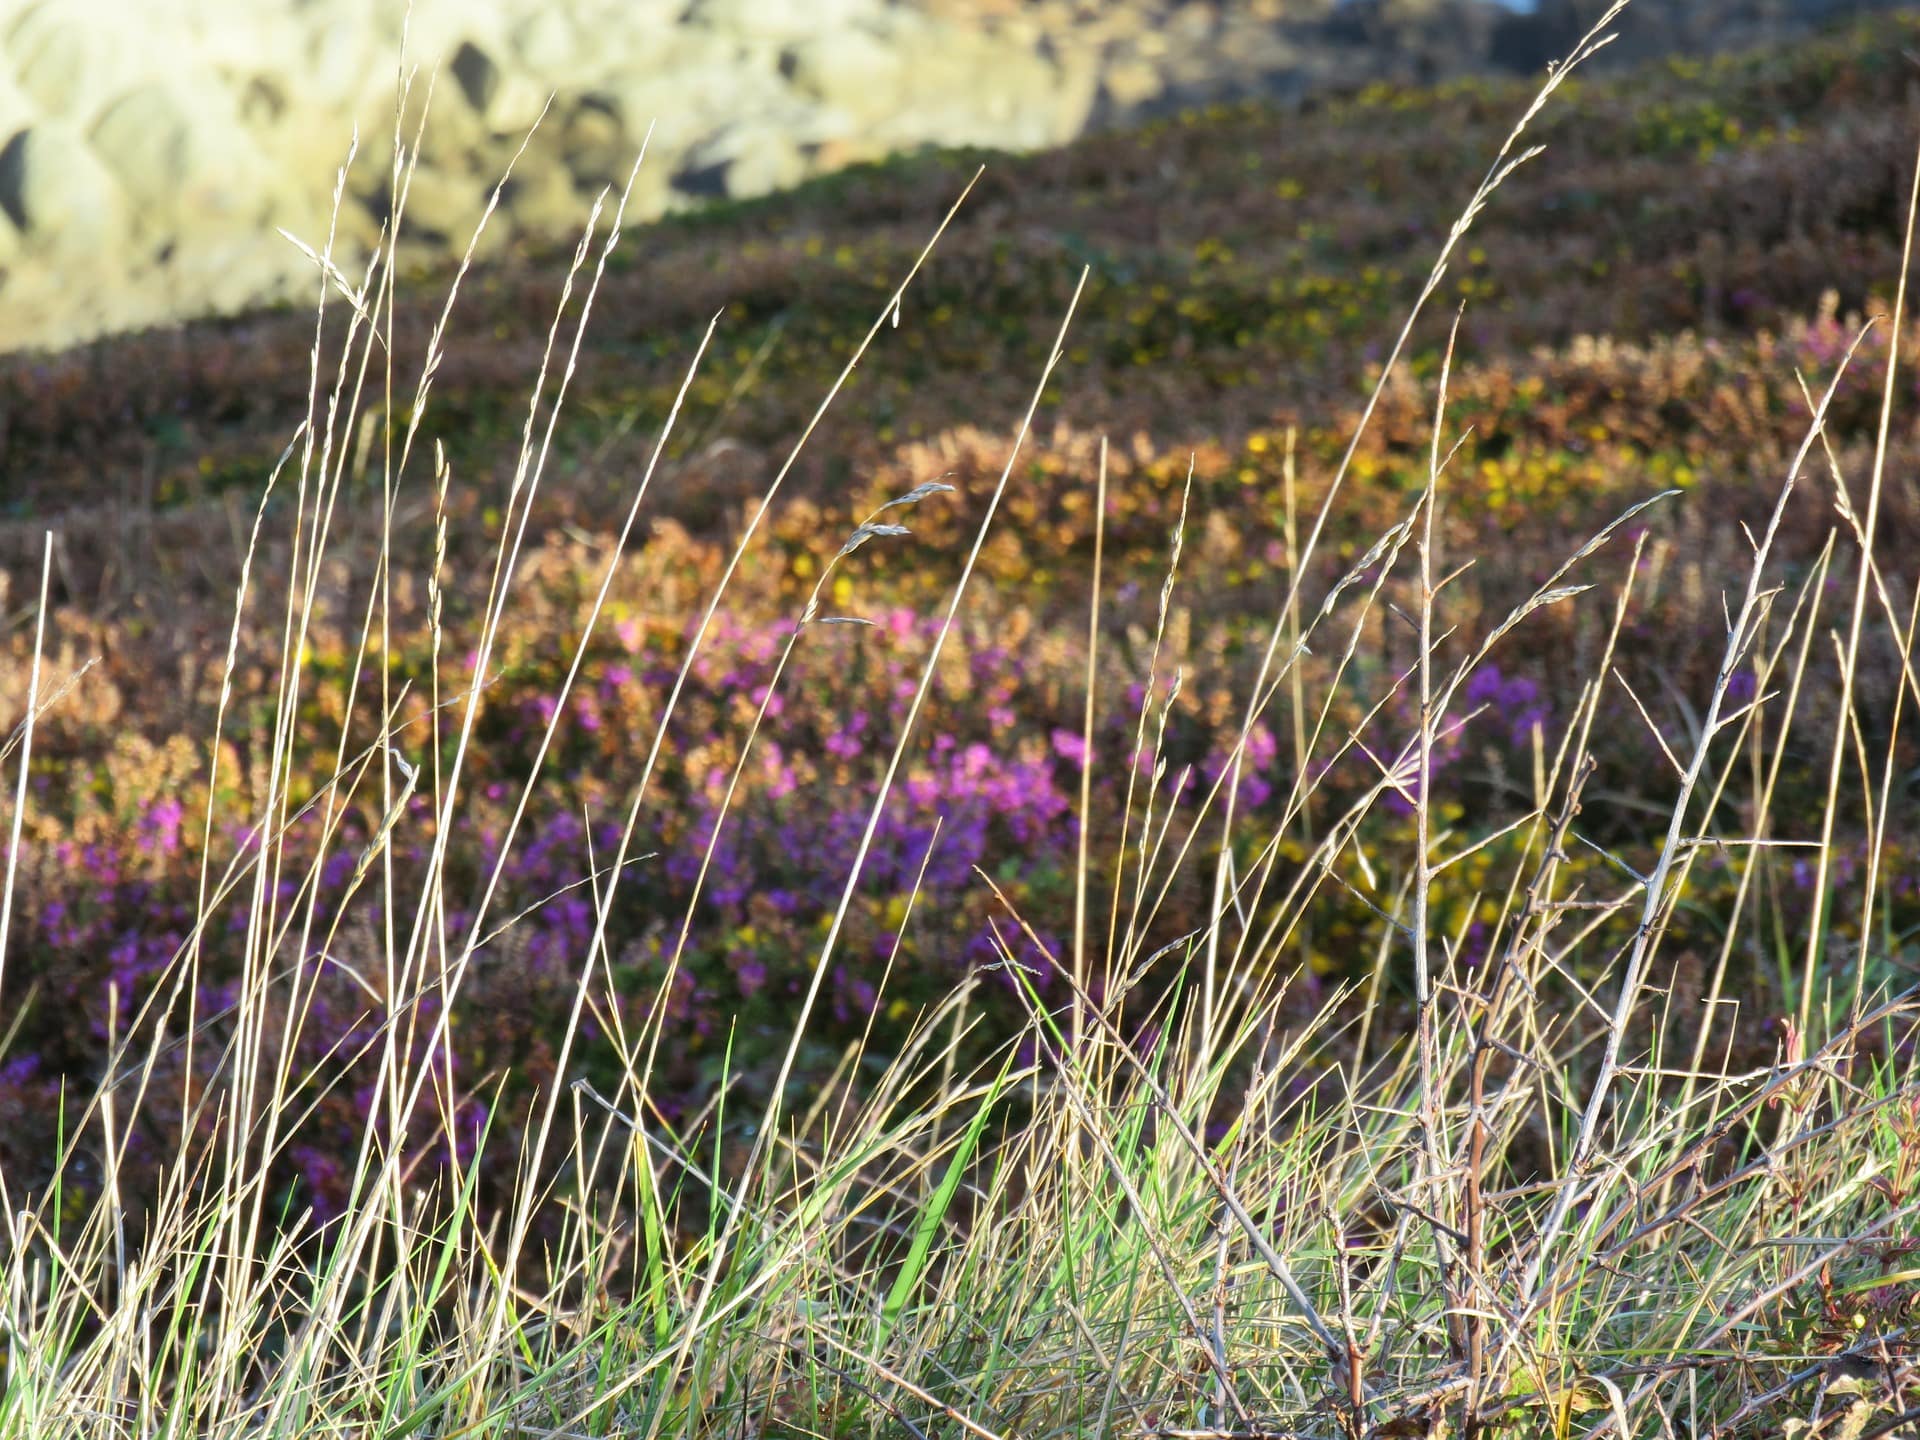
0,0 -> 1104,353
0,0 -> 1907,355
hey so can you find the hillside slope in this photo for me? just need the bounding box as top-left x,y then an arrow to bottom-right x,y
0,3 -> 1916,1232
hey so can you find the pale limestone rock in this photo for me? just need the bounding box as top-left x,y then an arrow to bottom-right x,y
687,0 -> 879,40
0,121 -> 124,246
444,31 -> 557,136
489,68 -> 556,137
509,9 -> 579,71
606,12 -> 689,60
599,62 -> 762,152
90,85 -> 272,227
0,62 -> 30,135
396,163 -> 483,241
1103,58 -> 1165,108
499,155 -> 582,232
304,19 -> 377,108
780,27 -> 904,124
673,121 -> 806,200
8,1 -> 115,118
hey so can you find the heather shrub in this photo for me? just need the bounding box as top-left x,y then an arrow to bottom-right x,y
3,8 -> 1920,1436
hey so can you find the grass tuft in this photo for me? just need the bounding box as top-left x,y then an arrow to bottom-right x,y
5,5 -> 1920,1436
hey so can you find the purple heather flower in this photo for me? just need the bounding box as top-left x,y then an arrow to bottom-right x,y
139,797 -> 186,857
1464,665 -> 1550,749
1051,728 -> 1089,769
734,955 -> 767,998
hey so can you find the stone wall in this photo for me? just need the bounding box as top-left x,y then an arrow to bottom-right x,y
0,0 -> 1907,354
